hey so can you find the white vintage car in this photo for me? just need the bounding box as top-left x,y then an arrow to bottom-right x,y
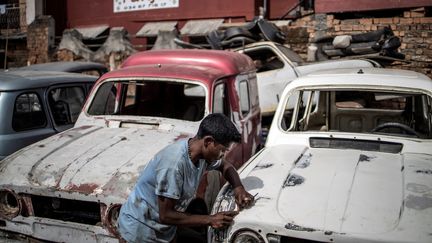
210,68 -> 432,243
235,41 -> 380,120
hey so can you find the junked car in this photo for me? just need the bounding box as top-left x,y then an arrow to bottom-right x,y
0,70 -> 98,160
12,61 -> 108,77
210,68 -> 432,243
235,41 -> 380,128
0,49 -> 261,242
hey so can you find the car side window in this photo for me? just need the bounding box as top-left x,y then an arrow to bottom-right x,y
12,92 -> 47,131
213,82 -> 230,117
239,80 -> 250,116
48,86 -> 85,126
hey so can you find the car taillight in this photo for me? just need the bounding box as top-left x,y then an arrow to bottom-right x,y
0,190 -> 21,219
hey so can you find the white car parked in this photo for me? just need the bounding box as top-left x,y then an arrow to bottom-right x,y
210,68 -> 432,243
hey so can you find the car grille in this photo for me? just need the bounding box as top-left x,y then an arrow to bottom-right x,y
31,195 -> 101,225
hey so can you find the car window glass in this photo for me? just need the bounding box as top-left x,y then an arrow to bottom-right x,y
242,47 -> 284,73
281,90 -> 300,131
48,86 -> 85,126
239,80 -> 250,115
88,82 -> 117,115
213,82 -> 230,117
88,80 -> 206,121
13,92 -> 47,131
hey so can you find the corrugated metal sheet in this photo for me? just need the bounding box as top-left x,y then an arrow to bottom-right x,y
180,19 -> 224,36
75,25 -> 110,39
136,21 -> 178,37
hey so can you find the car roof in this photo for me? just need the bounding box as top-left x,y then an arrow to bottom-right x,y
0,70 -> 98,91
121,49 -> 255,76
100,63 -> 234,86
289,68 -> 432,92
14,61 -> 108,73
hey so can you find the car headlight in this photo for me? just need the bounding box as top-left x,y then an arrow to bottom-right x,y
231,230 -> 264,243
105,204 -> 121,236
0,190 -> 21,219
209,186 -> 237,242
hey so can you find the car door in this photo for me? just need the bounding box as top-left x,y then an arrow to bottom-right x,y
46,84 -> 87,132
232,73 -> 261,166
0,89 -> 56,160
212,79 -> 243,168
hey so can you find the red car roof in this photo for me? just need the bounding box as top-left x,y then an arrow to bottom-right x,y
99,63 -> 233,86
121,49 -> 254,76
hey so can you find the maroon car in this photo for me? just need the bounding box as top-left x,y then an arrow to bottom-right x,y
0,49 -> 261,242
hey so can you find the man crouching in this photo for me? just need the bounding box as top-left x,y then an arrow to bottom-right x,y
118,113 -> 254,242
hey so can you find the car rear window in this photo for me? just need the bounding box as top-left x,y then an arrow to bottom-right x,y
13,92 -> 47,131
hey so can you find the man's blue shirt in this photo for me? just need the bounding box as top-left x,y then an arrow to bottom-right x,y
118,139 -> 218,242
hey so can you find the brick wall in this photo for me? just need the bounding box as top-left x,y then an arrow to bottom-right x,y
27,15 -> 55,64
285,8 -> 432,78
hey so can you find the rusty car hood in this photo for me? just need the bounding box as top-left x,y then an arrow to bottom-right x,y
0,124 -> 194,202
235,144 -> 432,238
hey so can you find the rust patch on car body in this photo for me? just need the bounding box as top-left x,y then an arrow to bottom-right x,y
174,133 -> 191,141
65,183 -> 99,194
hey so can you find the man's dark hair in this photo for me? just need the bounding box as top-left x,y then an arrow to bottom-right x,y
197,113 -> 241,146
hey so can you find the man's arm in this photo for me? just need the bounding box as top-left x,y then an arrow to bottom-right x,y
158,196 -> 237,228
218,159 -> 254,208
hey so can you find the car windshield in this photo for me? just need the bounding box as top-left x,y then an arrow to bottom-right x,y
88,79 -> 206,121
281,89 -> 432,138
276,44 -> 304,66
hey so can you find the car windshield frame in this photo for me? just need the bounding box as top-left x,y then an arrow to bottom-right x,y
86,77 -> 208,122
279,87 -> 432,139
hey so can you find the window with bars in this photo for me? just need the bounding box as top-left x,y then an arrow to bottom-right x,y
0,1 -> 20,29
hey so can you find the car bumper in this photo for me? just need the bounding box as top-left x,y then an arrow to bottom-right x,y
0,216 -> 118,243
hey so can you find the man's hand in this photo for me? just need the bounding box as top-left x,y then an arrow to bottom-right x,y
209,211 -> 239,229
234,186 -> 254,209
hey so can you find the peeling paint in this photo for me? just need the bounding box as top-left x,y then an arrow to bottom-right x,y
295,153 -> 312,168
283,173 -> 305,187
253,163 -> 273,170
359,154 -> 376,162
406,183 -> 431,193
405,194 -> 432,210
285,223 -> 316,232
416,169 -> 432,175
27,127 -> 103,184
